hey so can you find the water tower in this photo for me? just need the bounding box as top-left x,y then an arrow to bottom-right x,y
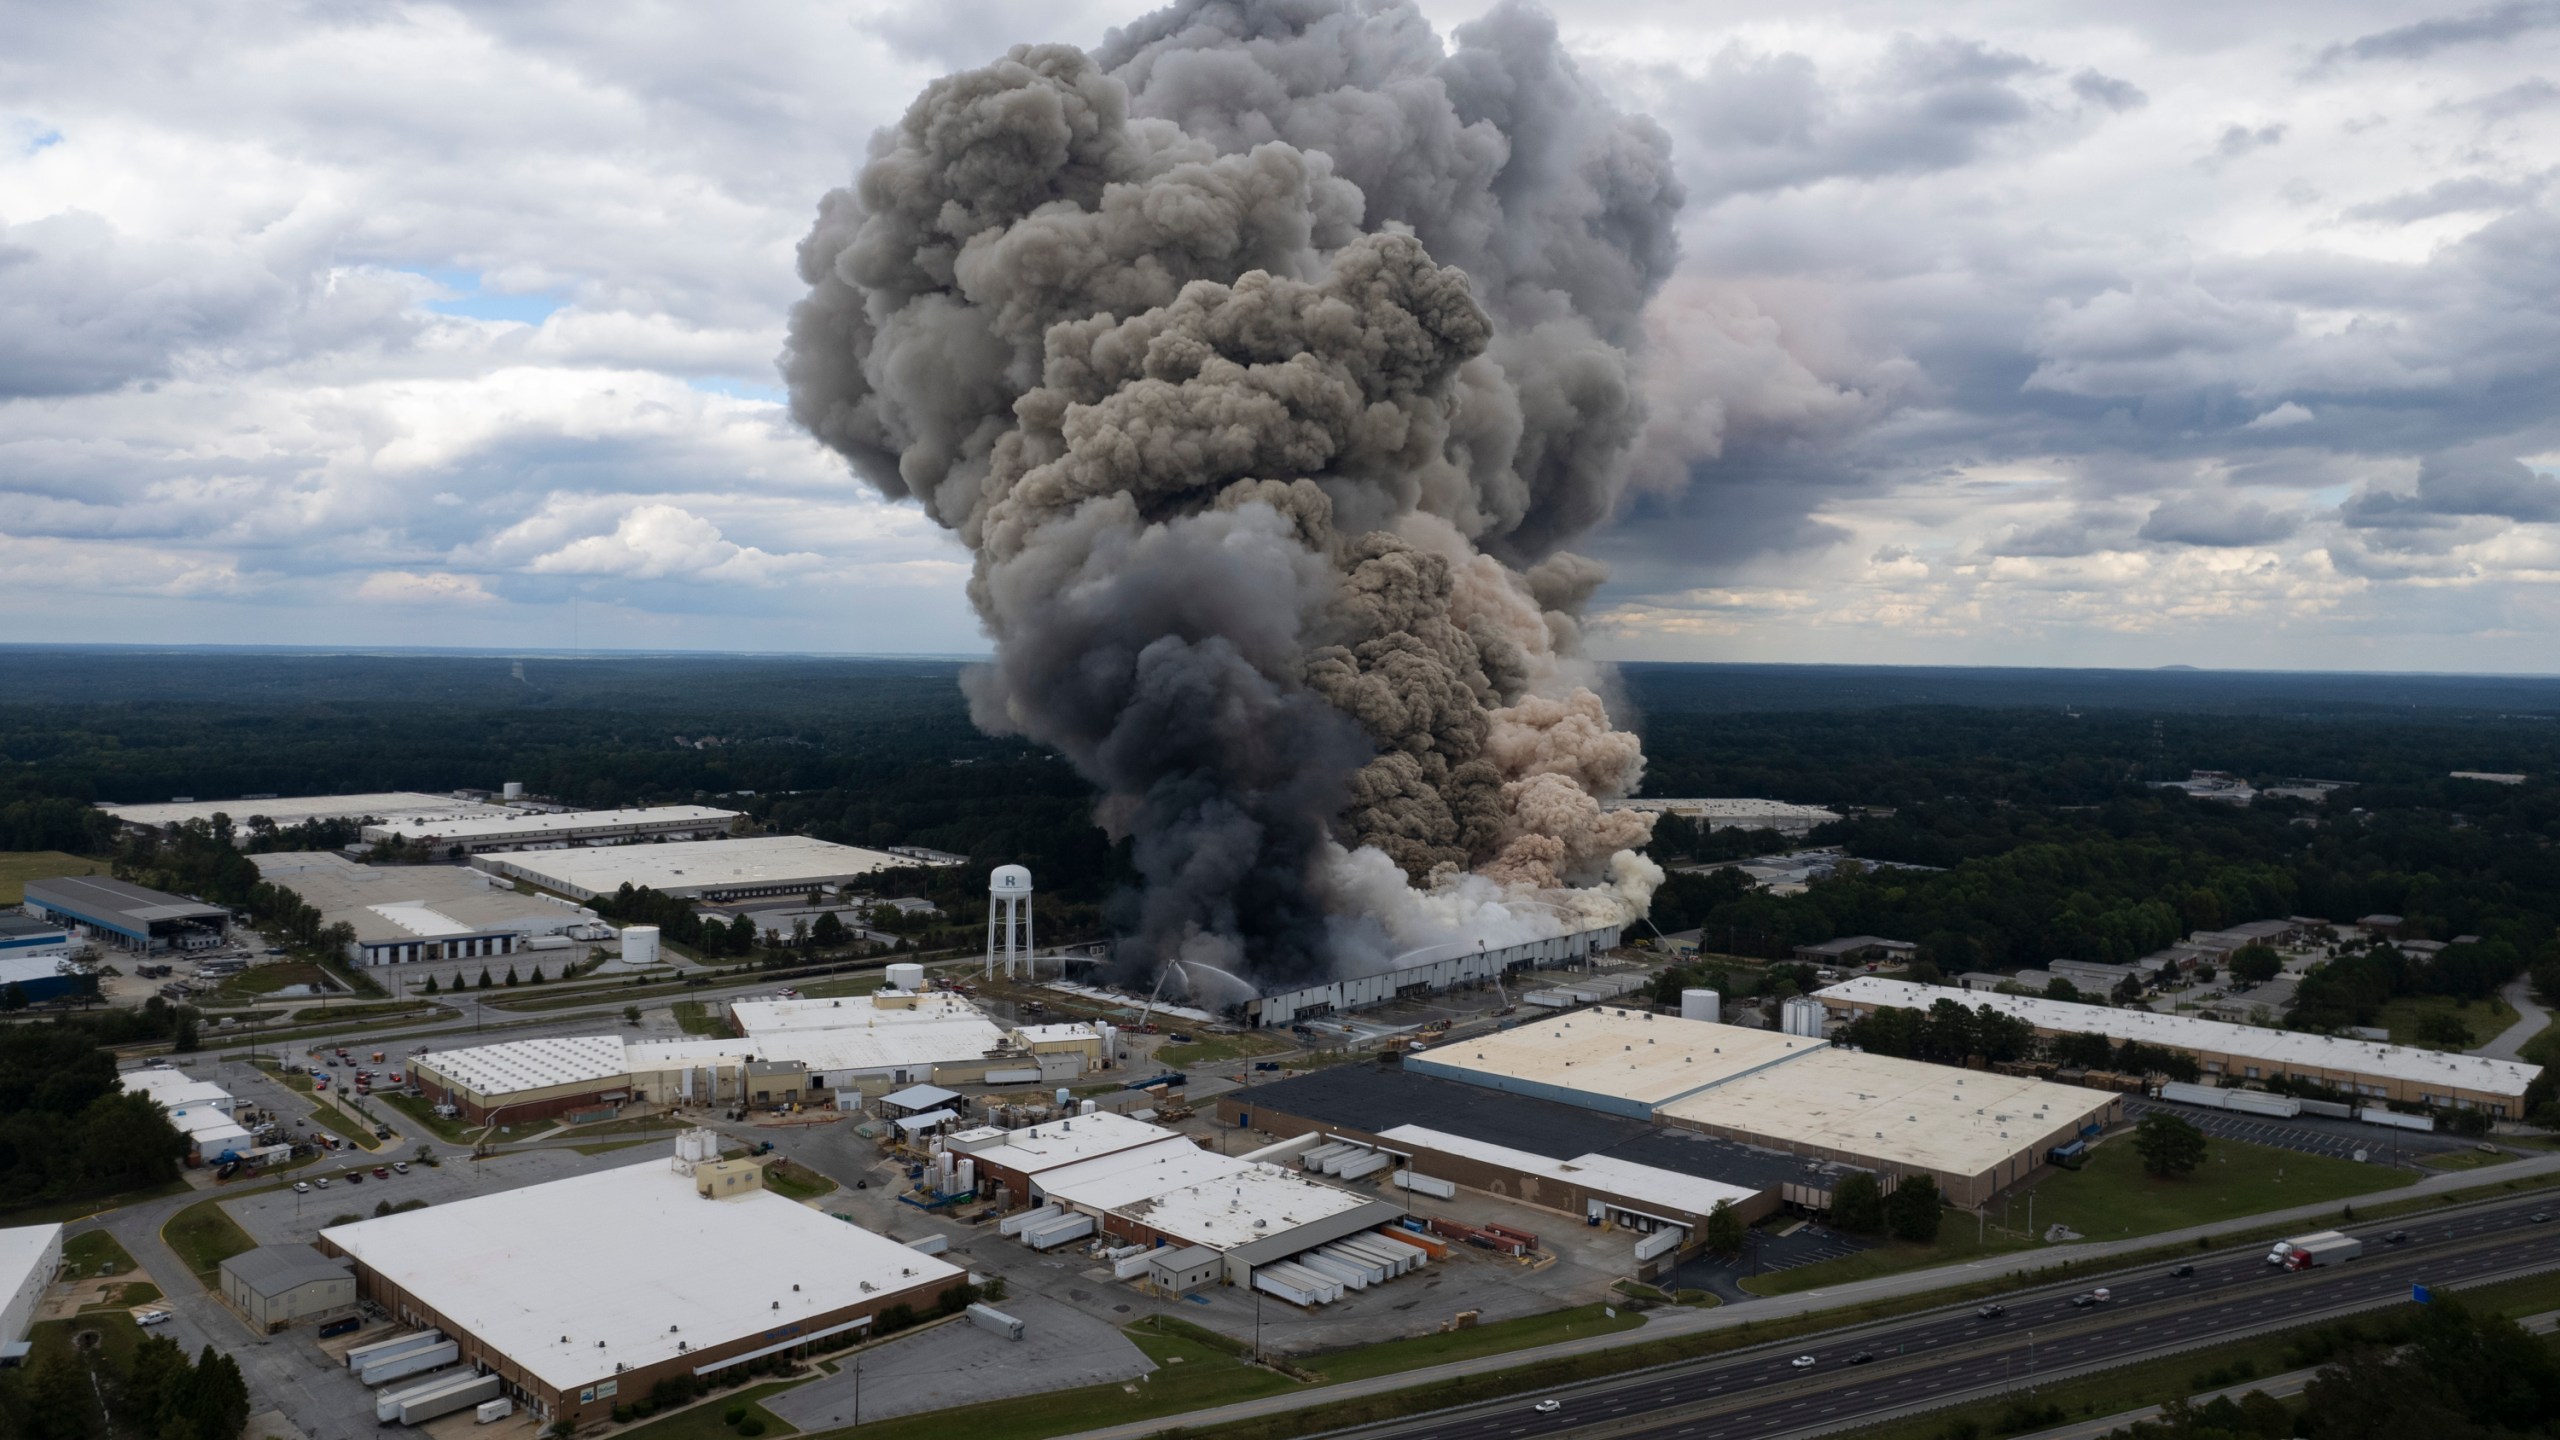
986,865 -> 1033,980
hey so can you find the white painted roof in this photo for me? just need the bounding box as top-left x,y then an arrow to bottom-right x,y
1817,977 -> 2542,1098
1378,1125 -> 1761,1219
0,955 -> 75,985
359,805 -> 738,843
321,1159 -> 963,1392
101,792 -> 513,831
0,1223 -> 63,1323
1657,1048 -> 2118,1178
1108,1161 -> 1380,1251
413,1035 -> 629,1097
474,835 -> 907,899
622,1038 -> 753,1067
1013,1023 -> 1102,1044
1413,1008 -> 1821,1105
963,1112 -> 1184,1177
731,993 -> 986,1033
730,995 -> 1006,1078
1035,1139 -> 1238,1211
121,1071 -> 233,1112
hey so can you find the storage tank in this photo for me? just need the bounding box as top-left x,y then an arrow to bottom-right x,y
887,962 -> 925,992
1680,989 -> 1721,1024
622,925 -> 661,967
501,781 -> 524,800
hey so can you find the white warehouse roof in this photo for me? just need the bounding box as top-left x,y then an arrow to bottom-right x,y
414,1035 -> 629,1097
1378,1125 -> 1763,1219
960,1112 -> 1185,1176
121,1071 -> 233,1112
360,805 -> 739,845
1817,977 -> 2542,1099
1035,1139 -> 1241,1212
321,1158 -> 964,1393
100,792 -> 514,832
1112,1161 -> 1383,1252
473,835 -> 909,901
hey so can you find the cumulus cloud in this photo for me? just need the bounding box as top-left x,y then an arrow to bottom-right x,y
2344,174 -> 2544,223
2140,492 -> 2301,547
2244,402 -> 2314,430
355,570 -> 497,604
2343,447 -> 2560,529
522,503 -> 819,584
2213,121 -> 2289,159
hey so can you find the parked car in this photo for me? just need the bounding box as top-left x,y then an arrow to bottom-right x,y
373,1125 -> 392,1139
315,1176 -> 329,1189
293,1181 -> 311,1194
344,1172 -> 364,1185
372,1166 -> 389,1179
392,1162 -> 409,1174
135,1310 -> 171,1326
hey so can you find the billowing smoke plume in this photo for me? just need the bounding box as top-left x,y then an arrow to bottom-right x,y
785,0 -> 1679,992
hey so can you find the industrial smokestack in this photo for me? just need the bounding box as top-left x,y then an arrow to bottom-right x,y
785,0 -> 1675,991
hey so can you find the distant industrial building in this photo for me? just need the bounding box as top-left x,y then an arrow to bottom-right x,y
1814,977 -> 2542,1116
1791,935 -> 1918,966
411,1036 -> 632,1125
472,834 -> 910,902
251,852 -> 597,966
1406,1008 -> 2120,1207
1,1224 -> 63,1357
2451,771 -> 2527,786
1601,798 -> 1843,835
23,875 -> 228,954
220,1248 -> 356,1332
1241,924 -> 1626,1027
0,914 -> 72,961
97,792 -> 515,836
729,992 -> 1027,1088
319,1136 -> 967,1430
360,805 -> 740,855
2149,770 -> 2256,805
0,954 -> 87,1006
122,1068 -> 262,1165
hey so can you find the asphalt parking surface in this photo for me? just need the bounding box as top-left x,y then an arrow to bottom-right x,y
2123,1098 -> 2476,1165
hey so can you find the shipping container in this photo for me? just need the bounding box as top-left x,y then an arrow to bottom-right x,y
357,1340 -> 459,1387
2357,1107 -> 2437,1132
1391,1169 -> 1457,1200
346,1330 -> 445,1372
902,1233 -> 951,1256
1634,1227 -> 1685,1262
968,1303 -> 1025,1340
1297,1251 -> 1370,1290
998,1204 -> 1065,1237
390,1371 -> 500,1424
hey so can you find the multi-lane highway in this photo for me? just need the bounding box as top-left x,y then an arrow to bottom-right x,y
1355,1195 -> 2560,1440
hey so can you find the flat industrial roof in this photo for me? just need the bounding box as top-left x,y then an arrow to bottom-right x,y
1600,798 -> 1844,822
220,1246 -> 351,1294
322,1157 -> 964,1392
1818,977 -> 2542,1098
414,1035 -> 628,1098
251,852 -> 589,944
731,993 -> 986,1033
1379,1125 -> 1762,1219
22,875 -> 227,925
1112,1161 -> 1383,1252
0,1223 -> 62,1324
474,835 -> 909,900
0,955 -> 73,985
360,805 -> 739,843
122,1071 -> 232,1111
1410,1008 -> 1823,1107
1036,1139 -> 1240,1211
732,995 -> 1007,1076
623,1038 -> 753,1067
99,792 -> 514,831
1658,1048 -> 2117,1178
962,1112 -> 1184,1177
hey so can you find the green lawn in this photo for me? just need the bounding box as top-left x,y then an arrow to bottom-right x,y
610,1382 -> 802,1440
303,1093 -> 385,1151
161,1197 -> 256,1286
1302,1303 -> 1645,1382
378,1091 -> 478,1145
0,850 -> 106,905
2377,993 -> 2519,1051
1749,1134 -> 2413,1297
62,1229 -> 138,1278
216,962 -> 335,999
674,1000 -> 731,1036
762,1158 -> 838,1202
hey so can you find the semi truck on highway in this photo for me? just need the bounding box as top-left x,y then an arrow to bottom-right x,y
2267,1230 -> 2363,1270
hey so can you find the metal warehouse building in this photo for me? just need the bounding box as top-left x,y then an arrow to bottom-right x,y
361,805 -> 740,855
410,1035 -> 632,1124
1,1224 -> 63,1354
1242,924 -> 1627,1027
23,875 -> 229,954
251,851 -> 595,966
0,953 -> 88,1006
472,834 -> 911,902
1407,1008 -> 2120,1208
0,914 -> 72,961
1815,977 -> 2542,1116
319,1137 -> 966,1430
221,1247 -> 356,1332
98,792 -> 514,836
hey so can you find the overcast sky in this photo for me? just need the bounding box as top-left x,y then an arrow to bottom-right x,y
7,1 -> 2558,670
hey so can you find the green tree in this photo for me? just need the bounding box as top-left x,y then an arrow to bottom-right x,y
476,967 -> 492,989
812,910 -> 846,946
171,1013 -> 200,1054
451,970 -> 466,991
1830,1172 -> 1886,1234
2231,944 -> 2283,984
22,1345 -> 95,1440
1705,1199 -> 1744,1258
1885,1174 -> 1943,1243
623,1005 -> 642,1026
2132,1111 -> 2209,1179
0,982 -> 25,1012
420,974 -> 437,995
2413,1010 -> 2471,1048
729,914 -> 757,952
502,964 -> 520,986
2045,976 -> 2082,1003
527,963 -> 546,984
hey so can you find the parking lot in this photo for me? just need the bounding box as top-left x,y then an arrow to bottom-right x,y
2124,1098 -> 2477,1166
1667,1222 -> 1871,1300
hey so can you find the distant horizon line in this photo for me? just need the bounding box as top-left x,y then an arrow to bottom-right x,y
6,641 -> 2560,681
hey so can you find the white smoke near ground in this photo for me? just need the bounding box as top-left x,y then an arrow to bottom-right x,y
784,0 -> 1676,999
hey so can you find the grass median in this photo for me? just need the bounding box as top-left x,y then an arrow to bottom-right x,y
162,1196 -> 256,1287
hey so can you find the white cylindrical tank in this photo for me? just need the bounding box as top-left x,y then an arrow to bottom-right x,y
887,962 -> 925,992
622,925 -> 661,967
1056,1088 -> 1071,1109
501,781 -> 524,800
1680,988 -> 1721,1024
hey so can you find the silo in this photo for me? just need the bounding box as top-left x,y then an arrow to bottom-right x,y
887,961 -> 925,992
623,925 -> 661,967
502,781 -> 524,799
1679,989 -> 1721,1024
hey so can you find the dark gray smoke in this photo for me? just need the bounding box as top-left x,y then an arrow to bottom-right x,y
785,0 -> 1677,989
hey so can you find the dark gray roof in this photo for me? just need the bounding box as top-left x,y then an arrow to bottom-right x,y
0,914 -> 65,939
1228,1065 -> 1837,1193
23,875 -> 227,925
219,1246 -> 353,1295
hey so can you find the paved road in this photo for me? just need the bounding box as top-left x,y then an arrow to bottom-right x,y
1334,1197 -> 2560,1440
2478,979 -> 2551,1062
1055,1150 -> 2560,1440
